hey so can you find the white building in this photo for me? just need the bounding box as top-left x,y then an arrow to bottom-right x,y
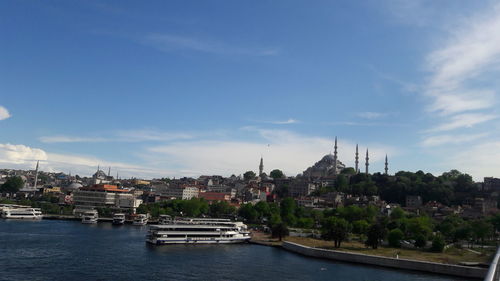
162,186 -> 199,200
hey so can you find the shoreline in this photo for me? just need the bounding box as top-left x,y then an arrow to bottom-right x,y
37,217 -> 489,279
249,231 -> 487,279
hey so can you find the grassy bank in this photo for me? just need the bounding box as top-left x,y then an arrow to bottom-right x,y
285,236 -> 495,265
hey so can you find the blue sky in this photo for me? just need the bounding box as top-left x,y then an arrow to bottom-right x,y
1,0 -> 500,180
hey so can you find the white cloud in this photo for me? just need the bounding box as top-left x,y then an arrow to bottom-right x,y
0,143 -> 169,178
420,133 -> 489,147
0,106 -> 11,120
115,129 -> 193,142
39,136 -> 108,143
0,143 -> 47,164
448,141 -> 500,181
268,119 -> 299,125
357,112 -> 387,119
427,113 -> 498,132
39,129 -> 193,143
147,129 -> 396,177
142,33 -> 279,56
423,4 -> 500,117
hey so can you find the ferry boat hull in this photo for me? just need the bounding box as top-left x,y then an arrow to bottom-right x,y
147,237 -> 250,245
146,219 -> 251,245
1,208 -> 43,220
81,219 -> 98,224
112,219 -> 125,225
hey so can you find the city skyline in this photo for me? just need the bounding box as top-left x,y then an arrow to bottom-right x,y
2,1 -> 500,180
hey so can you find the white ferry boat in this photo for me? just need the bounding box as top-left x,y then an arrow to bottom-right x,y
81,210 -> 98,224
112,213 -> 126,225
133,214 -> 149,226
1,207 -> 43,220
146,220 -> 251,245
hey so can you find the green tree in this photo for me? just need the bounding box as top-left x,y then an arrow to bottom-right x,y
390,207 -> 406,220
296,217 -> 314,229
254,201 -> 271,221
0,176 -> 24,192
352,220 -> 370,235
208,201 -> 235,217
243,171 -> 256,181
322,217 -> 350,248
366,223 -> 386,249
269,169 -> 285,180
431,235 -> 445,252
388,228 -> 404,248
471,219 -> 493,246
414,234 -> 427,248
280,197 -> 296,225
271,222 -> 289,241
335,174 -> 349,192
340,167 -> 356,175
238,203 -> 258,222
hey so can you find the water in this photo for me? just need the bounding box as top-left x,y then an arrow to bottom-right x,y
0,220 -> 465,281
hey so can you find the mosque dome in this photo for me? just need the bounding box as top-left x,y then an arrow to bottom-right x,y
65,182 -> 83,191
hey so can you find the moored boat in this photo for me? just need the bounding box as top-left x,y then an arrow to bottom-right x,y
146,219 -> 251,245
112,213 -> 126,225
81,210 -> 98,224
1,207 -> 43,220
133,214 -> 148,226
158,214 -> 172,225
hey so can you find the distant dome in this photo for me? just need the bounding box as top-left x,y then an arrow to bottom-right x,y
320,154 -> 336,162
65,182 -> 83,191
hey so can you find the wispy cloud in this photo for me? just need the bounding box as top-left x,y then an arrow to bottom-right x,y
142,33 -> 279,56
327,121 -> 407,127
449,141 -> 500,180
115,129 -> 193,142
423,4 -> 500,118
0,106 -> 11,120
421,133 -> 489,147
267,118 -> 299,125
39,129 -> 193,143
147,128 -> 397,177
39,136 -> 108,143
427,113 -> 498,133
356,112 -> 388,120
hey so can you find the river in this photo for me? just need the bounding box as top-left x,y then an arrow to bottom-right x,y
0,220 -> 466,281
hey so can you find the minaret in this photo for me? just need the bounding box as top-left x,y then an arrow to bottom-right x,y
384,154 -> 388,175
355,144 -> 359,174
108,167 -> 111,177
259,157 -> 264,176
333,137 -> 338,175
365,149 -> 369,175
34,160 -> 39,189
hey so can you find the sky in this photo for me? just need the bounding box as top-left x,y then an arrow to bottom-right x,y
1,0 -> 500,180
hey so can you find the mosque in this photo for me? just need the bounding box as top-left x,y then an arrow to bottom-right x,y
259,137 -> 389,180
300,137 -> 389,179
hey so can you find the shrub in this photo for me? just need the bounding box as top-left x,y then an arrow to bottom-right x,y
388,228 -> 404,248
431,235 -> 445,252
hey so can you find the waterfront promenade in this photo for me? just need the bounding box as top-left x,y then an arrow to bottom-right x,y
249,231 -> 490,279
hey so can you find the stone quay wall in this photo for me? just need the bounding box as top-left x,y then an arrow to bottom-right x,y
282,241 -> 487,279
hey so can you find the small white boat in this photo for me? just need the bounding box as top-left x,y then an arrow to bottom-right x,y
1,207 -> 43,220
112,213 -> 126,225
159,215 -> 172,225
133,214 -> 148,226
81,210 -> 98,224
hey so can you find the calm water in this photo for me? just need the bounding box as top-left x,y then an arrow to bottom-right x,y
0,220 -> 465,281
